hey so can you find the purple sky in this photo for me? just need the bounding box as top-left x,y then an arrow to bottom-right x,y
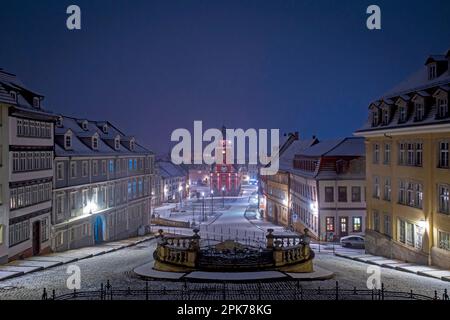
1,0 -> 450,154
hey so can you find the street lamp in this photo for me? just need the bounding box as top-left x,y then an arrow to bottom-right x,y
221,186 -> 225,208
178,185 -> 183,208
211,189 -> 214,216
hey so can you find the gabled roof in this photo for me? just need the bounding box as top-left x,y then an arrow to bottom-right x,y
425,54 -> 447,65
157,160 -> 187,179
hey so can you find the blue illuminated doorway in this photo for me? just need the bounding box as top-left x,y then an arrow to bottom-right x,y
93,215 -> 105,244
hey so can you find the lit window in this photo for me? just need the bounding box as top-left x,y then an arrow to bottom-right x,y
352,217 -> 362,232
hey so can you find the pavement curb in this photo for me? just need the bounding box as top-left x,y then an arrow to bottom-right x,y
0,235 -> 156,282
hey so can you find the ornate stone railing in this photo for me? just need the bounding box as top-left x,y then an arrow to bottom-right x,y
153,229 -> 200,268
152,216 -> 190,228
266,228 -> 313,267
153,228 -> 314,272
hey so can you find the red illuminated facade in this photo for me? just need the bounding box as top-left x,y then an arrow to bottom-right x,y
210,126 -> 241,195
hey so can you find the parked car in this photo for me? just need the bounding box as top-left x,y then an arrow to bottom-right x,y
340,235 -> 365,248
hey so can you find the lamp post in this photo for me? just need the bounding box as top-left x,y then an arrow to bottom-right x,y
178,185 -> 183,209
211,189 -> 214,216
201,192 -> 205,222
221,186 -> 225,208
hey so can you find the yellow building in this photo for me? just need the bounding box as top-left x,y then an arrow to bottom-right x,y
355,49 -> 450,269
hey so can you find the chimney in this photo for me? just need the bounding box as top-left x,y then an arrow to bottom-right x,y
294,131 -> 299,140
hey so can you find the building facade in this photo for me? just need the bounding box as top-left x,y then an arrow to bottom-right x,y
157,160 -> 188,203
51,116 -> 154,252
289,138 -> 366,241
0,69 -> 56,263
355,49 -> 450,268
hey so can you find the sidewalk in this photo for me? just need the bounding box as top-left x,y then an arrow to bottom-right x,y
335,251 -> 450,282
0,234 -> 155,282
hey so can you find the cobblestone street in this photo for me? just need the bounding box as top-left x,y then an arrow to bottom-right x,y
1,187 -> 449,300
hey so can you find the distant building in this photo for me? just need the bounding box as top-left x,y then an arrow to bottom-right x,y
0,69 -> 57,263
52,115 -> 154,251
157,160 -> 188,203
288,138 -> 366,241
355,48 -> 450,268
210,126 -> 242,196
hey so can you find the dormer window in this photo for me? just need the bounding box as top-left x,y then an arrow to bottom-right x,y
81,120 -> 88,131
415,102 -> 425,121
33,97 -> 40,108
437,98 -> 449,118
382,108 -> 390,125
372,109 -> 380,126
10,91 -> 17,101
130,139 -> 135,151
64,131 -> 72,149
399,105 -> 406,122
102,124 -> 108,134
92,135 -> 99,150
114,136 -> 120,150
429,64 -> 437,80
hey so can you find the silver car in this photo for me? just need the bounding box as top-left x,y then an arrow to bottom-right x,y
340,235 -> 365,248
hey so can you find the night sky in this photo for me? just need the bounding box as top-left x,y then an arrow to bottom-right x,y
1,0 -> 450,154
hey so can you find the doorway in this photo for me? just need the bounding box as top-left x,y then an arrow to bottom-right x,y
32,221 -> 41,255
93,215 -> 104,244
339,217 -> 348,237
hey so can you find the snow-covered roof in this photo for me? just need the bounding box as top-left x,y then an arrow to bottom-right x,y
55,115 -> 152,157
157,161 -> 187,179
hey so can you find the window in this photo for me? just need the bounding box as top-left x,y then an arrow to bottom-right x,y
373,143 -> 380,163
81,120 -> 88,130
439,185 -> 450,214
383,178 -> 391,201
398,219 -> 406,243
56,162 -> 64,180
437,98 -> 449,118
82,161 -> 88,177
64,133 -> 72,149
33,97 -> 40,108
382,108 -> 389,125
407,143 -> 415,165
351,186 -> 361,202
415,184 -> 423,209
399,143 -> 406,165
373,210 -> 380,232
56,193 -> 65,216
92,136 -> 99,150
92,160 -> 98,176
109,160 -> 114,173
429,64 -> 437,80
325,187 -> 334,202
338,186 -> 347,202
415,143 -> 423,166
352,217 -> 362,232
70,162 -> 77,179
128,159 -> 133,170
406,221 -> 414,247
399,105 -> 406,122
69,192 -> 77,216
399,180 -> 405,204
439,141 -> 449,168
373,176 -> 380,199
82,189 -> 88,207
101,160 -> 107,175
439,231 -> 450,251
10,91 -> 17,101
325,217 -> 334,232
115,137 -> 120,150
372,110 -> 379,126
384,143 -> 391,164
9,220 -> 30,247
406,182 -> 414,207
384,214 -> 391,237
415,102 -> 424,121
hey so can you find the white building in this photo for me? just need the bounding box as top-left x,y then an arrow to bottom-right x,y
0,69 -> 56,263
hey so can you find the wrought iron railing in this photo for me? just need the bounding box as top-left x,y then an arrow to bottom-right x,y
41,280 -> 449,301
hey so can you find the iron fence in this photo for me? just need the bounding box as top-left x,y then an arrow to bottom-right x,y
42,280 -> 449,301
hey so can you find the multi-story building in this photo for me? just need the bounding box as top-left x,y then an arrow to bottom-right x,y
52,115 -> 154,251
355,49 -> 450,268
157,160 -> 188,203
289,138 -> 366,241
0,69 -> 57,263
262,133 -> 315,225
